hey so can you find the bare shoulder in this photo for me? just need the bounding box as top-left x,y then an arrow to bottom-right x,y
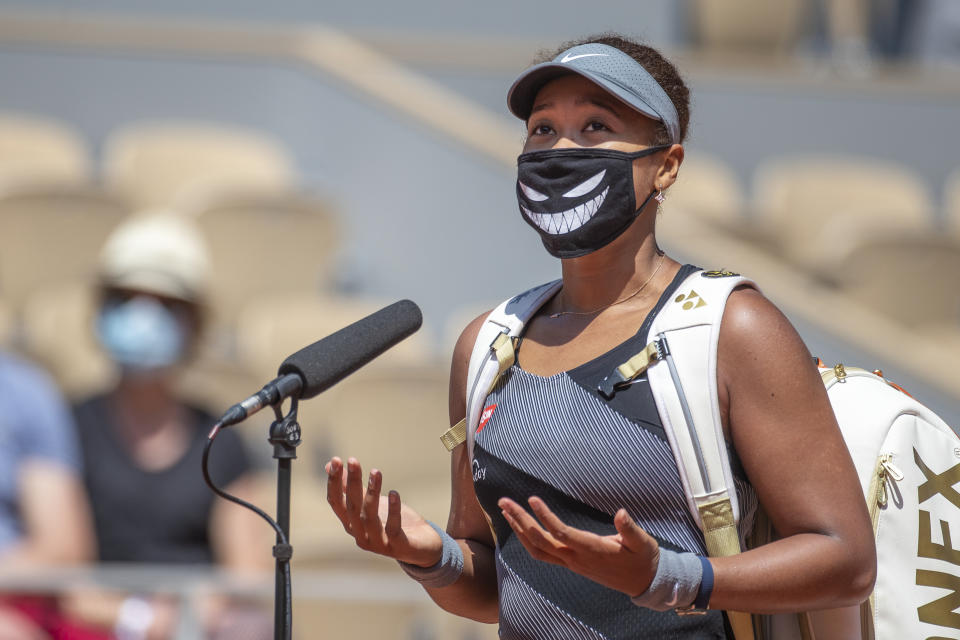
452,311 -> 491,372
720,285 -> 804,352
717,284 -> 816,378
717,283 -> 836,441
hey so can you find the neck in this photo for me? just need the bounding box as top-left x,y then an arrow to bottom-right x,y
111,373 -> 179,437
555,221 -> 671,315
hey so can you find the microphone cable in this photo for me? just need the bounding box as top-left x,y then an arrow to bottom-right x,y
202,420 -> 293,638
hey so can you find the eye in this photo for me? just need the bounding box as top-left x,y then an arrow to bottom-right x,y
519,181 -> 549,202
562,170 -> 606,198
529,123 -> 554,137
585,120 -> 609,132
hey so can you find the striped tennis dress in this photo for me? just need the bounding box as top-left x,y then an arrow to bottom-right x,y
472,265 -> 758,639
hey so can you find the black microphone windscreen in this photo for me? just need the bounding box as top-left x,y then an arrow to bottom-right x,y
276,299 -> 423,398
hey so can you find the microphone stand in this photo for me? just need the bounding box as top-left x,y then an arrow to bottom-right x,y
267,397 -> 301,640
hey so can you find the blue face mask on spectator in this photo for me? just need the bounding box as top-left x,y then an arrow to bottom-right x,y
97,296 -> 186,371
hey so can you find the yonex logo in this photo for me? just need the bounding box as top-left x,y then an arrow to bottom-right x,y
675,290 -> 707,310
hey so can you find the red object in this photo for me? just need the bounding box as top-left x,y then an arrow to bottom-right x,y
476,404 -> 497,434
0,596 -> 112,640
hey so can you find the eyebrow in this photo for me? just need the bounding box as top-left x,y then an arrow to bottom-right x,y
578,95 -> 622,117
529,95 -> 623,118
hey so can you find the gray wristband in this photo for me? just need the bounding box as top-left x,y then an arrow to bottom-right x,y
630,549 -> 703,611
397,520 -> 464,588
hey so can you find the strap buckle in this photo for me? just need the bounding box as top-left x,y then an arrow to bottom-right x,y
597,339 -> 663,399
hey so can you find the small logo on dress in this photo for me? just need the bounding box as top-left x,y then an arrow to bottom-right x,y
476,404 -> 497,434
675,290 -> 707,310
472,458 -> 486,482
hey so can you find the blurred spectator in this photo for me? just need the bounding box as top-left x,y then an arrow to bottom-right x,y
66,212 -> 270,639
0,350 -> 96,638
903,0 -> 960,68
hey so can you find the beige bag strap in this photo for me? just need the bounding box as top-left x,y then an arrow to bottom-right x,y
440,331 -> 519,451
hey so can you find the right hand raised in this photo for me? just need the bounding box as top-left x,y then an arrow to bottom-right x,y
325,456 -> 443,567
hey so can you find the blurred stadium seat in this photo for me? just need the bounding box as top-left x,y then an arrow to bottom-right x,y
0,297 -> 11,348
19,282 -> 115,399
287,365 -> 452,568
316,366 -> 450,487
102,120 -> 297,209
0,112 -> 90,193
190,192 -> 341,338
689,0 -> 808,55
0,188 -> 128,313
237,294 -> 448,567
830,235 -> 960,329
667,152 -> 747,231
944,166 -> 960,239
751,154 -> 934,273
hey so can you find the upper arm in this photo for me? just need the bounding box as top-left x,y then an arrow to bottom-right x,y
11,366 -> 94,564
445,312 -> 495,545
18,460 -> 95,564
210,473 -> 272,572
205,426 -> 271,571
718,287 -> 872,545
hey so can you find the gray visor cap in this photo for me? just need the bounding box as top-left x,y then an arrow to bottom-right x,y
507,43 -> 680,144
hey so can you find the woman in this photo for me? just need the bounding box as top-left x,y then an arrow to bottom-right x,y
67,212 -> 270,639
325,34 -> 875,638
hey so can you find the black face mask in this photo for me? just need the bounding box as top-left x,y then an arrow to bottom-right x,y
516,145 -> 670,259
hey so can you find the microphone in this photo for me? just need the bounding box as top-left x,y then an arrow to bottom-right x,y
217,299 -> 423,427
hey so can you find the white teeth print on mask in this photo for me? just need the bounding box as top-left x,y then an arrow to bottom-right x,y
521,187 -> 609,235
516,145 -> 670,259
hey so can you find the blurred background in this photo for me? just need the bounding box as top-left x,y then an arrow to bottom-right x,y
0,0 -> 958,638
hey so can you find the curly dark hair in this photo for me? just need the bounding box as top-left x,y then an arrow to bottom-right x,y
534,33 -> 691,145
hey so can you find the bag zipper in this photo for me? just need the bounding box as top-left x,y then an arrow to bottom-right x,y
867,454 -> 903,529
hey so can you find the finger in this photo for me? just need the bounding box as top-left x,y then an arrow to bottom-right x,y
325,457 -> 351,532
501,507 -> 566,566
613,509 -> 656,553
384,490 -> 403,539
345,458 -> 367,544
362,469 -> 384,543
499,499 -> 568,558
527,496 -> 593,548
498,497 -> 547,539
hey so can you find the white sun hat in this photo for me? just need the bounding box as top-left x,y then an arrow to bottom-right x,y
98,210 -> 210,303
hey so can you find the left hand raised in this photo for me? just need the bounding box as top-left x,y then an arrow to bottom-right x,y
498,496 -> 661,597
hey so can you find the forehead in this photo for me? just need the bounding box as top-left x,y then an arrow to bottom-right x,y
531,75 -> 659,128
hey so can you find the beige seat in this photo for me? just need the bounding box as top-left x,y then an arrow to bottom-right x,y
235,293 -> 442,556
667,152 -> 746,230
18,283 -> 115,400
944,167 -> 960,240
0,112 -> 90,193
286,364 -> 452,568
191,193 -> 341,332
752,155 -> 934,272
0,189 -> 128,312
102,121 -> 296,209
690,0 -> 808,55
0,299 -> 12,349
832,235 -> 960,329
